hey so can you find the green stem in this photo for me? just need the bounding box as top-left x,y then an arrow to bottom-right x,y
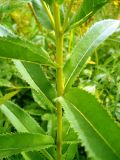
28,3 -> 42,30
53,2 -> 64,160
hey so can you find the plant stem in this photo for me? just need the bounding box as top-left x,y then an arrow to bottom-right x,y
53,2 -> 64,160
28,3 -> 42,30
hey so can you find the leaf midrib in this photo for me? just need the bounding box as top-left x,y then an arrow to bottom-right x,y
65,99 -> 120,159
0,38 -> 49,61
64,22 -> 117,90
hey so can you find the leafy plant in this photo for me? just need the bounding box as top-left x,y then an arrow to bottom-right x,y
0,0 -> 120,160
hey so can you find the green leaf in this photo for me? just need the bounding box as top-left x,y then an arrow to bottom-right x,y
68,0 -> 108,30
0,0 -> 30,13
0,79 -> 13,88
0,101 -> 55,160
32,90 -> 49,110
62,118 -> 78,160
22,151 -> 46,160
31,0 -> 52,29
0,26 -> 54,159
13,60 -> 56,110
0,132 -> 54,159
64,20 -> 120,91
62,144 -> 77,160
62,118 -> 79,145
0,91 -> 18,105
58,88 -> 120,160
16,61 -> 56,100
56,0 -> 64,4
0,101 -> 44,133
0,36 -> 54,66
32,90 -> 55,110
43,0 -> 53,5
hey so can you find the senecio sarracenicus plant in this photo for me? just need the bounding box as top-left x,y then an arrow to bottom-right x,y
0,0 -> 120,160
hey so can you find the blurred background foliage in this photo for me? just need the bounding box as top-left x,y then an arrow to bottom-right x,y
0,0 -> 120,159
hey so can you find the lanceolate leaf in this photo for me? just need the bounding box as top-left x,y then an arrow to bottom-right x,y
64,20 -> 120,91
15,61 -> 56,100
68,0 -> 108,30
31,0 -> 52,29
0,101 -> 55,159
0,101 -> 44,133
58,88 -> 120,160
0,36 -> 54,66
0,0 -> 30,13
0,91 -> 19,105
13,60 -> 56,110
0,133 -> 54,159
0,25 -> 54,66
0,25 -> 55,108
0,23 -> 55,160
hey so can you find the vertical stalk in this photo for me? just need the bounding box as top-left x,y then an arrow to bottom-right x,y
28,3 -> 42,30
53,2 -> 64,160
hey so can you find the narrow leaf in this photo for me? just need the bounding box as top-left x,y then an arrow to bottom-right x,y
58,88 -> 120,160
0,133 -> 54,159
0,25 -> 56,109
64,20 -> 120,91
0,91 -> 18,105
0,101 -> 44,133
31,0 -> 52,29
43,0 -> 53,5
32,90 -> 55,110
0,36 -> 54,66
0,101 -> 55,159
68,0 -> 108,30
13,60 -> 55,110
22,151 -> 46,160
62,144 -> 77,160
62,118 -> 78,160
15,61 -> 56,100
